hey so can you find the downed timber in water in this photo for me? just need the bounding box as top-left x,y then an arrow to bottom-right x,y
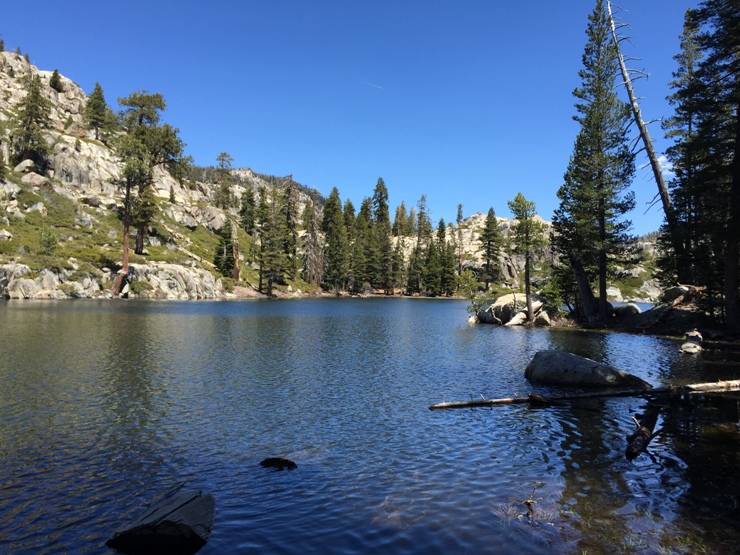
625,401 -> 663,461
428,379 -> 740,410
106,483 -> 215,554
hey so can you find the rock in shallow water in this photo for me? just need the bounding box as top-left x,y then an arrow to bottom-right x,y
524,350 -> 652,389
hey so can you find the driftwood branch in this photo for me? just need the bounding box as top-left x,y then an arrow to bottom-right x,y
429,380 -> 740,410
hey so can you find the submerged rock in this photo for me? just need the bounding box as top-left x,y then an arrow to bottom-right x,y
524,350 -> 652,389
260,457 -> 297,470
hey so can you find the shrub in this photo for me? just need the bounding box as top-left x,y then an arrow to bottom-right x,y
38,225 -> 57,255
129,280 -> 153,296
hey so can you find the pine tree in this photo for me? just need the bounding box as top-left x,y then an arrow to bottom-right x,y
437,219 -> 457,296
415,195 -> 432,244
239,188 -> 256,234
356,198 -> 377,291
456,203 -> 464,275
303,188 -> 323,287
255,186 -> 269,291
350,211 -> 370,293
258,185 -> 288,295
692,0 -> 740,331
11,74 -> 52,171
391,237 -> 406,293
424,242 -> 442,296
406,206 -> 417,237
392,201 -> 408,237
478,207 -> 503,290
115,91 -> 186,276
507,193 -> 548,320
215,151 -> 234,208
372,178 -> 393,292
281,176 -> 300,280
551,0 -> 635,322
84,82 -> 115,141
658,9 -> 705,287
406,243 -> 424,295
214,217 -> 235,276
343,199 -> 356,242
49,69 -> 63,93
322,187 -> 349,292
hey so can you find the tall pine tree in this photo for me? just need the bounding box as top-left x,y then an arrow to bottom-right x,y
114,90 -> 186,283
322,187 -> 349,292
508,193 -> 548,321
551,0 -> 635,322
11,74 -> 52,171
478,207 -> 503,290
693,0 -> 740,331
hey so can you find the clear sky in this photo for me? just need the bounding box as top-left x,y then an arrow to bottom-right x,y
1,0 -> 697,235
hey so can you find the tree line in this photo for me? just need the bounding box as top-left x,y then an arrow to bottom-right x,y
2,0 -> 739,333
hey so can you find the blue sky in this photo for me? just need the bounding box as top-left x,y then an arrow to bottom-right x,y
2,0 -> 697,235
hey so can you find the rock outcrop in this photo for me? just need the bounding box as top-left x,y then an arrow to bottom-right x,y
128,263 -> 222,300
0,261 -> 224,300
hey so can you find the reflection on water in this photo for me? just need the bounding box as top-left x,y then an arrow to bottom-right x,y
0,298 -> 738,554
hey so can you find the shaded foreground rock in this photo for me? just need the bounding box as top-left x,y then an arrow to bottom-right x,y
106,484 -> 215,554
524,350 -> 652,389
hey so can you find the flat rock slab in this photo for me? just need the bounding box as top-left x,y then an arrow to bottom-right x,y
524,350 -> 652,389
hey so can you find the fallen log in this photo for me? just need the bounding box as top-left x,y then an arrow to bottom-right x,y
106,483 -> 215,554
428,379 -> 740,410
625,401 -> 663,460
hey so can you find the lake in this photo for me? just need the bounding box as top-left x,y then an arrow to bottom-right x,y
1,298 -> 739,554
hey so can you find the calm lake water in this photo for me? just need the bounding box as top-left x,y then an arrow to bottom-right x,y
1,298 -> 739,554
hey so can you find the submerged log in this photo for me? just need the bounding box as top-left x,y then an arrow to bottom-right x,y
625,402 -> 663,460
428,379 -> 740,410
106,484 -> 215,554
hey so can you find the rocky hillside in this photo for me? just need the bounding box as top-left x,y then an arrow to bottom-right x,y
0,52 -> 317,299
0,51 -> 660,301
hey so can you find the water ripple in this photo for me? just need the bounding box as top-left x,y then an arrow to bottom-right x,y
1,299 -> 738,554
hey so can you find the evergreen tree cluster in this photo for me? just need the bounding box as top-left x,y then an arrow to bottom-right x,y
656,1 -> 740,331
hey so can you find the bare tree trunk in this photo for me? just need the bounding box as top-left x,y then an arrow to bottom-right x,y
232,219 -> 241,282
569,255 -> 598,323
135,221 -> 145,254
525,255 -> 533,321
112,178 -> 132,297
607,1 -> 684,260
122,181 -> 131,274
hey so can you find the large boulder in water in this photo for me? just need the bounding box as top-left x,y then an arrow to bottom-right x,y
524,350 -> 652,389
477,293 -> 544,325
